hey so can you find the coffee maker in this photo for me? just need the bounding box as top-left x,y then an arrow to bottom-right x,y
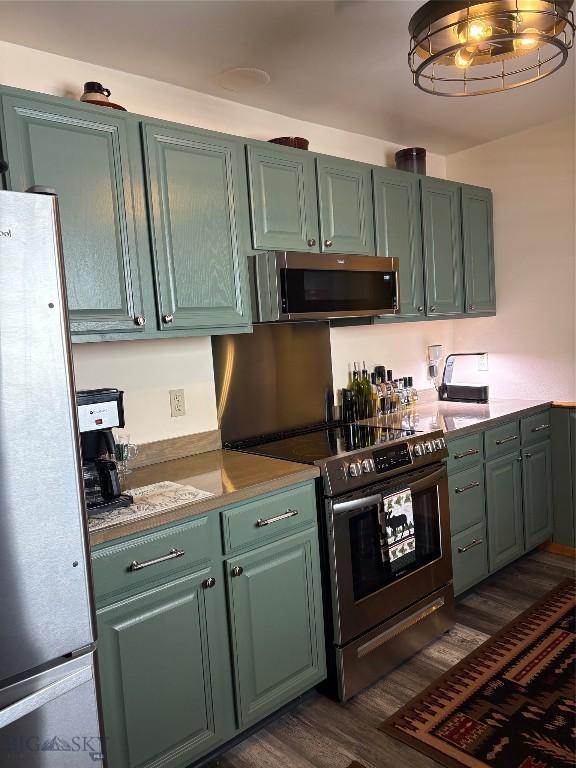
76,388 -> 133,515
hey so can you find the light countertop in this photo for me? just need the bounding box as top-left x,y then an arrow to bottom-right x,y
362,398 -> 552,439
89,449 -> 319,547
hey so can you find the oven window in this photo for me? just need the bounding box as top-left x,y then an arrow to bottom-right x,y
349,485 -> 441,601
282,268 -> 397,314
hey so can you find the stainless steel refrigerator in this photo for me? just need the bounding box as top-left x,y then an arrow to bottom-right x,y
0,190 -> 103,766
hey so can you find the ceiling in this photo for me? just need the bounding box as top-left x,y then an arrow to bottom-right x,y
0,0 -> 574,154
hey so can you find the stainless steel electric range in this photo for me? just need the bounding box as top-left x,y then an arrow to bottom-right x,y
213,324 -> 455,701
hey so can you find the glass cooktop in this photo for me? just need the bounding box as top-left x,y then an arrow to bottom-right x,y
244,423 -> 417,465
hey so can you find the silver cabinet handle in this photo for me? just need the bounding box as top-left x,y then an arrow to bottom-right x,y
324,239 -> 333,247
457,538 -> 483,554
128,547 -> 185,571
430,305 -> 437,312
455,481 -> 480,494
134,315 -> 146,326
516,457 -> 523,462
524,453 -> 532,458
495,435 -> 518,445
231,566 -> 243,577
255,508 -> 299,527
417,306 -> 424,312
307,238 -> 316,247
532,424 -> 550,433
453,448 -> 479,460
162,314 -> 174,324
202,577 -> 216,589
469,304 -> 476,311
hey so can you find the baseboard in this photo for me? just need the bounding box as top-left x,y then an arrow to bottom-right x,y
540,541 -> 576,558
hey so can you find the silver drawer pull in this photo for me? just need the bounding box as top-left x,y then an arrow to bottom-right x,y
458,538 -> 483,554
495,435 -> 518,445
531,424 -> 550,433
453,448 -> 479,459
455,481 -> 480,494
256,508 -> 299,527
128,548 -> 185,571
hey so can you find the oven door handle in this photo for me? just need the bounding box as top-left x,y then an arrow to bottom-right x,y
332,493 -> 383,515
405,466 -> 447,494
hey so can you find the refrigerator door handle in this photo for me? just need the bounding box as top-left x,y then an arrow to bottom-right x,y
0,665 -> 92,728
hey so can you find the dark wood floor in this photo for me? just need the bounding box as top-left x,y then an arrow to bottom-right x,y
207,550 -> 574,768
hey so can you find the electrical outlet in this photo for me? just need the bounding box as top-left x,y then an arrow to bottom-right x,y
169,389 -> 186,418
477,354 -> 489,372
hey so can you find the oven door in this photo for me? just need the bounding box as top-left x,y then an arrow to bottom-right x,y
327,463 -> 452,645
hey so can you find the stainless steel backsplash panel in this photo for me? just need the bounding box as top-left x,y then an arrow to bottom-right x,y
212,322 -> 334,444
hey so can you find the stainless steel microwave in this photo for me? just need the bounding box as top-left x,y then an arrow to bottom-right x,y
250,251 -> 399,322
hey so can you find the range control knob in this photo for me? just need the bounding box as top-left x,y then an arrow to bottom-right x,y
433,439 -> 443,451
348,461 -> 363,477
413,443 -> 424,457
362,458 -> 375,474
425,441 -> 434,454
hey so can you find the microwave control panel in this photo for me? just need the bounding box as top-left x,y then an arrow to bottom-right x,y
373,443 -> 412,474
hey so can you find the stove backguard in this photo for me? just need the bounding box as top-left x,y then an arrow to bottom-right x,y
212,322 -> 334,445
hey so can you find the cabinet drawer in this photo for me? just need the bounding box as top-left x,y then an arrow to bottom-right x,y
221,483 -> 317,553
92,515 -> 215,604
451,522 -> 488,596
521,410 -> 551,446
484,419 -> 521,459
447,432 -> 483,472
449,465 -> 485,535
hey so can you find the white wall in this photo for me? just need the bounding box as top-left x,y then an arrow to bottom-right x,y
447,117 -> 576,402
0,40 -> 450,442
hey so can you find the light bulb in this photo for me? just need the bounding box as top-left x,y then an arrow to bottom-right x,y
454,47 -> 475,68
458,19 -> 492,43
514,27 -> 540,50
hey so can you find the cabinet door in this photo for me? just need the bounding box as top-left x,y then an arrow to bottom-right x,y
226,529 -> 325,728
97,569 -> 227,768
143,124 -> 251,331
2,95 -> 145,336
486,452 -> 525,572
523,440 -> 554,550
373,167 -> 424,318
420,178 -> 464,316
246,144 -> 319,251
462,185 -> 496,314
316,156 -> 374,254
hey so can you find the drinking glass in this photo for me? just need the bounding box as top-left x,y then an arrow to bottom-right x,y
114,430 -> 138,478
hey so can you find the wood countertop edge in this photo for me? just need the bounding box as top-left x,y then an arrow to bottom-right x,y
552,402 -> 576,409
89,464 -> 320,547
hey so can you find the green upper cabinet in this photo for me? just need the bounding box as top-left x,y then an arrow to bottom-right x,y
143,123 -> 251,331
97,568 -> 229,768
316,156 -> 374,254
420,177 -> 465,316
485,451 -> 525,572
373,167 -> 424,318
1,94 -> 145,337
226,529 -> 325,729
462,185 -> 496,315
246,143 -> 319,252
522,440 -> 553,550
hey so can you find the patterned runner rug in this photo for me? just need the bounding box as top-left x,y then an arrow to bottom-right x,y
379,579 -> 576,768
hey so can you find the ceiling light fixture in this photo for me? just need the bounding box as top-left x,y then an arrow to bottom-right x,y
408,0 -> 575,96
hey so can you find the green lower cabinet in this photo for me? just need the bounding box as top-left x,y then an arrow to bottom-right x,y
522,440 -> 553,550
551,408 -> 576,548
226,528 -> 326,729
485,451 -> 525,572
97,567 -> 231,768
451,522 -> 489,596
